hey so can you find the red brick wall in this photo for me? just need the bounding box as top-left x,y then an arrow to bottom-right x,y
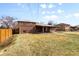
18,22 -> 36,33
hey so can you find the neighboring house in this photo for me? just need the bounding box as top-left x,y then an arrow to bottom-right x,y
70,26 -> 77,31
13,21 -> 53,34
71,25 -> 79,31
52,23 -> 71,31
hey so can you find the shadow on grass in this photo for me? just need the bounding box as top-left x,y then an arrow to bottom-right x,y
0,35 -> 17,50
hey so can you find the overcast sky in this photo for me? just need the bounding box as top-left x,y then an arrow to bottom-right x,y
0,3 -> 79,26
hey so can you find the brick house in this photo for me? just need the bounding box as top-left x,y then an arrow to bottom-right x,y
36,24 -> 53,33
52,23 -> 71,31
71,25 -> 79,31
13,21 -> 53,34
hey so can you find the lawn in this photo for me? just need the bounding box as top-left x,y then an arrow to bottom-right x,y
0,32 -> 79,56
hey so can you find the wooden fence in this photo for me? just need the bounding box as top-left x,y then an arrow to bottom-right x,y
0,29 -> 12,43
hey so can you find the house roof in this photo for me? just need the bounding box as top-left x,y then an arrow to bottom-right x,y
36,24 -> 53,27
75,25 -> 79,28
54,23 -> 71,27
17,21 -> 36,24
16,21 -> 53,27
15,21 -> 74,28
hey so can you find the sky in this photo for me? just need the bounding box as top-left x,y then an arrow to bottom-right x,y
0,3 -> 79,26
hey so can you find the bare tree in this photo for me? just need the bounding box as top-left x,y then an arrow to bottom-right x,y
48,20 -> 57,26
0,16 -> 16,28
48,20 -> 53,25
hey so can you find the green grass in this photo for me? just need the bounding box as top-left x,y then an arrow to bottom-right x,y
0,32 -> 79,56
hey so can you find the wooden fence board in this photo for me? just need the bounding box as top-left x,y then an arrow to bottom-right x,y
0,29 -> 6,43
5,29 -> 9,40
0,29 -> 12,43
9,29 -> 12,37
